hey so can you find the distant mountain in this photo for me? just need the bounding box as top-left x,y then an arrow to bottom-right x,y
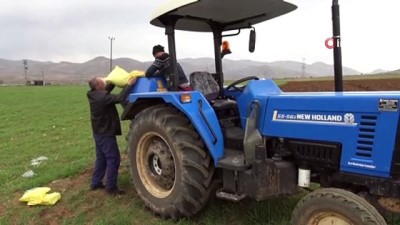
180,58 -> 360,79
0,57 -> 152,83
369,69 -> 388,74
0,56 -> 388,84
388,69 -> 400,75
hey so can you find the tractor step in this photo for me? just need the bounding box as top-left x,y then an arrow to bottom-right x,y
216,189 -> 245,202
217,150 -> 248,171
223,126 -> 244,150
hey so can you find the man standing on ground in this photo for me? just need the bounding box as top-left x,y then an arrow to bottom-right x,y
87,76 -> 136,195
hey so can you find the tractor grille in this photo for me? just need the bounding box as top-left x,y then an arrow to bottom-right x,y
289,140 -> 341,170
356,115 -> 377,158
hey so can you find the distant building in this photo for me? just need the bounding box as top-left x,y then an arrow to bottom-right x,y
26,80 -> 46,86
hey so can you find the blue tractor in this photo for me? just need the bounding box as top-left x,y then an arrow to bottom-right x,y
122,0 -> 399,224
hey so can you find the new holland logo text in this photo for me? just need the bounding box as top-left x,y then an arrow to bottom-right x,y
273,111 -> 356,125
299,114 -> 342,122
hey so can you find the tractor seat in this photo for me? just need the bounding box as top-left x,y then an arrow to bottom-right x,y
189,71 -> 237,111
190,71 -> 220,101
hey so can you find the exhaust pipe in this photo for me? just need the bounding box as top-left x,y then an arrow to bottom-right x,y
332,0 -> 343,92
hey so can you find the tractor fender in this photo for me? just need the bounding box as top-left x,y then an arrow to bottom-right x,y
122,91 -> 224,165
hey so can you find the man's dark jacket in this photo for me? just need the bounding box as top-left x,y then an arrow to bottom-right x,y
87,84 -> 132,136
145,52 -> 188,85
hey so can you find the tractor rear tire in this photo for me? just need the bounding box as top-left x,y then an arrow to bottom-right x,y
291,188 -> 387,225
127,105 -> 214,219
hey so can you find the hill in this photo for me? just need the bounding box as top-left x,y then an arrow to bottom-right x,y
0,56 -> 382,84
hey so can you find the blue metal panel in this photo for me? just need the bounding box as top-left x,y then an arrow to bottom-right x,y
128,91 -> 224,165
131,77 -> 167,93
236,79 -> 281,129
261,91 -> 400,178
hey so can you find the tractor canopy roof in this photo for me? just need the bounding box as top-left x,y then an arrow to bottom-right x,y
150,0 -> 297,32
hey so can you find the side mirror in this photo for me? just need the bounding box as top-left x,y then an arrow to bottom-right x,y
221,40 -> 232,59
249,28 -> 256,53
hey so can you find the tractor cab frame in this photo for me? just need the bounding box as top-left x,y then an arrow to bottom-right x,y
150,0 -> 297,93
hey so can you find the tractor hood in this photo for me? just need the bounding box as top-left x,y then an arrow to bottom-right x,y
150,0 -> 297,32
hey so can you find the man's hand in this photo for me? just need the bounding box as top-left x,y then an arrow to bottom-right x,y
127,77 -> 137,86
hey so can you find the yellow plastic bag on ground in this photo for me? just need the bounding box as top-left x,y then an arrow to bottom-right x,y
19,187 -> 50,204
104,66 -> 144,87
40,192 -> 61,206
19,187 -> 61,206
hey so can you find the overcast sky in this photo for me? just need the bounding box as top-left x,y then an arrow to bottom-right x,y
1,0 -> 399,73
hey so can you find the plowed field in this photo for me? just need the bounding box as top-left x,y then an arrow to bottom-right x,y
280,78 -> 400,92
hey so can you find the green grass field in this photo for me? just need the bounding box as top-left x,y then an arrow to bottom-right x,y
1,85 -> 399,225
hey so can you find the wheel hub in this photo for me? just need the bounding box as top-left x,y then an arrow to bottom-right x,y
147,138 -> 175,190
151,155 -> 162,175
310,212 -> 353,225
136,132 -> 176,198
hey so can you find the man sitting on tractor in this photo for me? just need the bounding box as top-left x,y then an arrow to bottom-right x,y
145,44 -> 192,91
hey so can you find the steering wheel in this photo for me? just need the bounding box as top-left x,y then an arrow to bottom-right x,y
226,76 -> 259,92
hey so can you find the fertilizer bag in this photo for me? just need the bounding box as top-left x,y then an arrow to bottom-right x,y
19,187 -> 61,206
104,66 -> 145,87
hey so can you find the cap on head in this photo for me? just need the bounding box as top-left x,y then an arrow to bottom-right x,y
152,45 -> 164,57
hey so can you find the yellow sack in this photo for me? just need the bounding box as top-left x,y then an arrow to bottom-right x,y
129,70 -> 145,78
19,187 -> 61,206
19,187 -> 50,203
38,192 -> 61,206
104,66 -> 144,87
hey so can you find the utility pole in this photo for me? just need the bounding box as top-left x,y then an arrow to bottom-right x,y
302,58 -> 306,77
108,36 -> 115,72
22,59 -> 28,83
42,71 -> 45,86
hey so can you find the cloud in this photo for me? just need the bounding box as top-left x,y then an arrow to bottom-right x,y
0,0 -> 399,73
0,0 -> 165,62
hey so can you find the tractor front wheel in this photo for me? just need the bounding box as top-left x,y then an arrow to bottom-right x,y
127,105 -> 214,219
358,191 -> 400,218
291,188 -> 386,225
